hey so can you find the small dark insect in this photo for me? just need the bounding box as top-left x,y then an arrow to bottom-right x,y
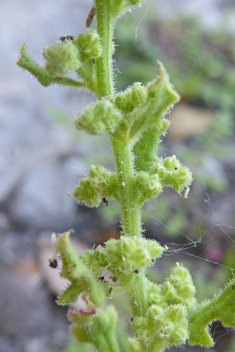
60,35 -> 74,41
175,167 -> 178,170
131,317 -> 134,322
86,6 -> 96,28
102,197 -> 109,206
151,259 -> 155,263
98,276 -> 105,281
56,77 -> 63,80
232,286 -> 235,290
134,269 -> 139,274
109,287 -> 113,294
49,258 -> 58,269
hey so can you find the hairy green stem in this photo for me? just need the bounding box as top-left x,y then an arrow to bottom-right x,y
128,270 -> 148,317
95,0 -> 114,97
111,138 -> 142,237
95,0 -> 150,344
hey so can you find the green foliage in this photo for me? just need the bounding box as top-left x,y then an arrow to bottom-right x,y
70,306 -> 119,352
189,278 -> 235,346
17,42 -> 55,87
43,41 -> 80,77
18,1 -> 235,352
75,29 -> 102,62
74,99 -> 123,135
73,165 -> 119,207
57,231 -> 105,307
114,82 -> 147,114
128,64 -> 179,143
94,236 -> 164,277
162,263 -> 196,310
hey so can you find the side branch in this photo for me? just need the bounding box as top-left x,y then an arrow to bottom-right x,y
17,42 -> 87,90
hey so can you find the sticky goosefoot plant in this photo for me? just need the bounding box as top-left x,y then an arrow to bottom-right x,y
18,1 -> 235,351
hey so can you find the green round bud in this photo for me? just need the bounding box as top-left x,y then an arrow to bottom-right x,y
94,236 -> 163,278
164,305 -> 188,344
148,304 -> 188,345
131,316 -> 148,342
162,281 -> 176,302
43,42 -> 80,77
135,171 -> 163,202
163,263 -> 196,310
147,282 -> 163,307
73,178 -> 101,207
74,99 -> 123,135
161,156 -> 193,193
75,29 -> 102,61
114,82 -> 147,113
163,155 -> 181,170
148,304 -> 164,320
73,165 -> 114,207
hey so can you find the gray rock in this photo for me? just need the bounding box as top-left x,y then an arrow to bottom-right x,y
0,268 -> 68,352
9,154 -> 86,230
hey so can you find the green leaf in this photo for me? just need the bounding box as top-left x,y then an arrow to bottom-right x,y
129,63 -> 179,142
70,306 -> 120,352
17,42 -> 54,87
57,231 -> 105,307
188,279 -> 235,346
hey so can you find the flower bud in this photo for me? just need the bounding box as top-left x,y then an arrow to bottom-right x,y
94,236 -> 163,278
148,304 -> 188,345
163,263 -> 196,310
135,171 -> 163,202
74,99 -> 123,135
73,165 -> 112,207
114,82 -> 147,113
147,282 -> 163,306
73,178 -> 101,207
43,42 -> 80,77
161,156 -> 193,193
75,29 -> 102,61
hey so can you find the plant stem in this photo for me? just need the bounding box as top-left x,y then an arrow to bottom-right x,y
129,270 -> 148,316
95,0 -> 143,237
95,0 -> 147,325
111,138 -> 142,237
95,0 -> 114,98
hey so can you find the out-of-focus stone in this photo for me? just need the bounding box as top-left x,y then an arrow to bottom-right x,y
168,103 -> 213,141
9,155 -> 86,230
0,212 -> 11,233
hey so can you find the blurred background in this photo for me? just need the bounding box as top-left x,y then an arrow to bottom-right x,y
1,0 -> 235,351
